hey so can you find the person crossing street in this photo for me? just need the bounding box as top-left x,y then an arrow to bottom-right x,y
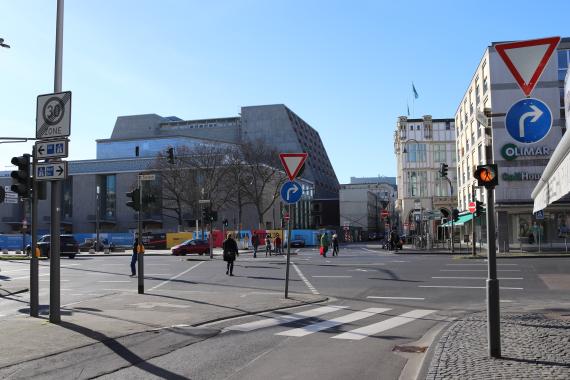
223,233 -> 238,276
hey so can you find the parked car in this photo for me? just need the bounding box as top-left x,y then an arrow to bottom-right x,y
26,234 -> 80,259
289,238 -> 306,248
171,239 -> 210,256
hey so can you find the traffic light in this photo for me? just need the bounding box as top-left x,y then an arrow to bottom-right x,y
439,163 -> 449,178
474,164 -> 498,188
475,200 -> 484,217
126,188 -> 140,211
210,210 -> 218,222
167,147 -> 175,164
10,154 -> 31,198
452,208 -> 460,222
223,219 -> 229,228
202,206 -> 210,219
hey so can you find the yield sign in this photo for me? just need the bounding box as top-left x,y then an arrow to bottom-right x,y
495,36 -> 560,97
279,153 -> 308,181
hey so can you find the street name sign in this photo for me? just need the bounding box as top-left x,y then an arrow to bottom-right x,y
36,162 -> 67,181
139,174 -> 156,181
495,37 -> 560,97
468,201 -> 476,213
280,181 -> 303,204
35,139 -> 68,159
279,153 -> 308,181
36,91 -> 71,139
505,98 -> 552,143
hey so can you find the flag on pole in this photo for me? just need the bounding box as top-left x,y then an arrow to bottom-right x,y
412,83 -> 419,99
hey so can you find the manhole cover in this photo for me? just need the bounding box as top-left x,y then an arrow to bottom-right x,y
393,345 -> 427,353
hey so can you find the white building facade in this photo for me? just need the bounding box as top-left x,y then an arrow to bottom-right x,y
394,115 -> 457,237
455,37 -> 570,251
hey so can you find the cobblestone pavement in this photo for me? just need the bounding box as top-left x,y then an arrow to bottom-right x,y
426,311 -> 570,379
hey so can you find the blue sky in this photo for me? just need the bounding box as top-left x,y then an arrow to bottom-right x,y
1,0 -> 569,183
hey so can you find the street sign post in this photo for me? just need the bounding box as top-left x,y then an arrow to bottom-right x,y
35,139 -> 68,160
36,91 -> 71,140
280,181 -> 303,204
505,98 -> 552,144
468,201 -> 476,213
495,37 -> 560,97
35,162 -> 67,181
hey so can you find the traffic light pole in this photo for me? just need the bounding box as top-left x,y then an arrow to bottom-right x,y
472,185 -> 476,257
138,175 -> 144,294
486,186 -> 500,358
30,147 -> 39,317
284,203 -> 292,299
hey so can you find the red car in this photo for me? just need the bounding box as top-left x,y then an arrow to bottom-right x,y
171,239 -> 210,256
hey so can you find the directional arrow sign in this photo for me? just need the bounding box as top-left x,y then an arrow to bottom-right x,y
35,139 -> 68,159
495,36 -> 560,97
36,161 -> 68,181
505,98 -> 552,143
279,153 -> 308,181
280,181 -> 303,204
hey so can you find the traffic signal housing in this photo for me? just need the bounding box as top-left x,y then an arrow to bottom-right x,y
126,188 -> 141,211
475,200 -> 484,217
10,154 -> 31,198
474,164 -> 498,188
167,147 -> 175,164
223,219 -> 229,228
452,208 -> 460,222
439,163 -> 449,178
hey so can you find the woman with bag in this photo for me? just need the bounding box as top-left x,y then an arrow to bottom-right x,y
320,232 -> 330,258
223,233 -> 238,276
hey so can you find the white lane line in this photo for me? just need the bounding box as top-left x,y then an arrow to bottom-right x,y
146,264 -> 171,266
322,263 -> 385,266
292,262 -> 319,295
367,296 -> 425,300
440,269 -> 521,272
277,308 -> 390,337
431,276 -> 523,280
446,263 -> 518,266
294,249 -> 301,254
224,305 -> 347,332
148,261 -> 204,292
332,309 -> 436,340
97,280 -> 131,283
312,276 -> 352,278
419,285 -> 524,290
0,268 -> 30,274
389,260 -> 409,263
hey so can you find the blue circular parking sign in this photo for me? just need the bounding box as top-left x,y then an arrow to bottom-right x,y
505,98 -> 552,144
280,181 -> 302,204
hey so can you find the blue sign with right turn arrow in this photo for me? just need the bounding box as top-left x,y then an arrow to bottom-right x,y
505,98 -> 552,144
280,181 -> 303,204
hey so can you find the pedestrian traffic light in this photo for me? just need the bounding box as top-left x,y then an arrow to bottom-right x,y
223,219 -> 229,227
202,206 -> 210,219
452,208 -> 460,222
439,163 -> 449,178
474,164 -> 498,188
167,147 -> 175,164
10,154 -> 31,198
475,200 -> 484,217
210,210 -> 218,222
126,188 -> 140,211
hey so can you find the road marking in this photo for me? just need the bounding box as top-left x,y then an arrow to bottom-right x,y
97,280 -> 131,283
1,273 -> 50,281
322,263 -> 385,266
431,277 -> 523,280
446,263 -> 518,266
224,305 -> 347,332
294,249 -> 301,254
277,308 -> 390,337
361,248 -> 382,253
240,292 -> 281,298
440,269 -> 521,272
332,309 -> 436,340
312,275 -> 352,278
145,274 -> 173,276
40,279 -> 69,282
389,260 -> 409,263
292,262 -> 319,295
419,285 -> 524,290
148,261 -> 204,292
367,296 -> 425,300
0,268 -> 30,274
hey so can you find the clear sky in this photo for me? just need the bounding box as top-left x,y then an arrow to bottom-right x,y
1,0 -> 569,183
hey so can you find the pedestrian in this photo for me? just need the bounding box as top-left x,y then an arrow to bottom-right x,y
320,232 -> 330,257
332,233 -> 339,256
390,229 -> 399,251
265,235 -> 272,256
223,233 -> 238,276
252,234 -> 259,258
274,234 -> 282,254
130,233 -> 139,277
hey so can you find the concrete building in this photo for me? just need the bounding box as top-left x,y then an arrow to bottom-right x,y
394,115 -> 457,238
455,37 -> 570,251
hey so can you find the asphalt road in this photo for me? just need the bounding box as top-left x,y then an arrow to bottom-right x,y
1,246 -> 569,379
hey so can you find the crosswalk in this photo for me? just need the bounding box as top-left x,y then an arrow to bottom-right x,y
224,305 -> 436,341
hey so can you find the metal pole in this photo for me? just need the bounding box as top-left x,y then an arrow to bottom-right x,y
30,147 -> 39,317
285,204 -> 292,298
96,185 -> 100,251
50,0 -> 64,324
472,186 -> 476,256
209,220 -> 214,259
486,187 -> 501,358
451,218 -> 454,253
137,175 -> 144,294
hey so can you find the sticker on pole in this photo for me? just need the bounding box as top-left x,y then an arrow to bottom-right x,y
495,37 -> 560,97
505,98 -> 552,143
279,153 -> 308,181
280,181 -> 303,204
36,91 -> 72,139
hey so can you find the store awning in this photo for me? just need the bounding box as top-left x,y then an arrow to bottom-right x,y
440,213 -> 474,227
532,126 -> 570,213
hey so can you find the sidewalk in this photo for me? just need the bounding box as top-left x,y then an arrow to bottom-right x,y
426,310 -> 570,379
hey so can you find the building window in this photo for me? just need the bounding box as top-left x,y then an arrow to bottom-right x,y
406,143 -> 427,162
451,149 -> 457,163
435,179 -> 450,196
62,177 -> 73,219
99,174 -> 116,220
407,171 -> 427,197
445,121 -> 451,130
433,144 -> 447,163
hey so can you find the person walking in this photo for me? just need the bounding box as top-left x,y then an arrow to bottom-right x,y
223,233 -> 238,276
265,235 -> 272,256
252,234 -> 259,258
274,234 -> 282,254
320,232 -> 330,258
130,234 -> 139,277
390,229 -> 400,252
332,233 -> 339,256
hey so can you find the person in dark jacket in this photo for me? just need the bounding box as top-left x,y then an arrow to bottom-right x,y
223,233 -> 239,276
252,234 -> 259,258
130,234 -> 139,277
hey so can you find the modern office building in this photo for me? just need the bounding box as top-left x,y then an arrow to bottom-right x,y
455,37 -> 570,251
394,115 -> 457,237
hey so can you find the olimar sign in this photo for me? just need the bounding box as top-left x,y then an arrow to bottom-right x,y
500,143 -> 550,160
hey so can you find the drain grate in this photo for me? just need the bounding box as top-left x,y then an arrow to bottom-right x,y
393,345 -> 428,353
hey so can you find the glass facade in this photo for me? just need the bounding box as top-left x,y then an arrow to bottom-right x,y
406,144 -> 427,162
99,174 -> 116,220
97,137 -> 210,160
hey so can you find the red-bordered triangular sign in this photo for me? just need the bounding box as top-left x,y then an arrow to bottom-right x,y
495,36 -> 560,97
279,153 -> 308,181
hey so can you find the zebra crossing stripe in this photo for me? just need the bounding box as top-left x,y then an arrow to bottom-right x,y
224,305 -> 347,332
332,309 -> 436,341
277,307 -> 390,337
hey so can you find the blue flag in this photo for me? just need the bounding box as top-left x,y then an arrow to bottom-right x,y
412,83 -> 419,99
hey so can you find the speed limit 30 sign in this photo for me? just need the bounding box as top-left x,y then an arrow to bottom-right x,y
36,91 -> 71,139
